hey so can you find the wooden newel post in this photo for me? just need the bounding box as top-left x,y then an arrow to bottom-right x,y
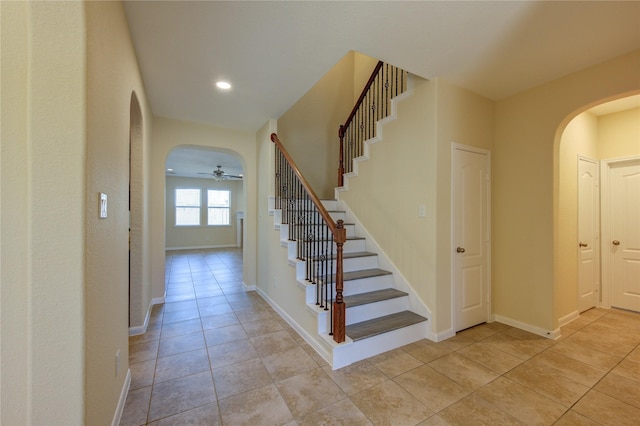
338,125 -> 345,188
332,220 -> 347,343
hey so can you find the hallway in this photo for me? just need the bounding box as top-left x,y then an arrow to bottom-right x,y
121,248 -> 640,425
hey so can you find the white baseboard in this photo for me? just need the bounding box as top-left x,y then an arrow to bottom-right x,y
558,310 -> 580,327
129,297 -> 165,336
112,368 -> 131,426
433,327 -> 455,342
242,281 -> 256,291
493,314 -> 560,340
165,244 -> 237,251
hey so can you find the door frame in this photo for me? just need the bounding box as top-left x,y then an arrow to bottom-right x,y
577,155 -> 600,311
600,154 -> 640,308
451,142 -> 492,332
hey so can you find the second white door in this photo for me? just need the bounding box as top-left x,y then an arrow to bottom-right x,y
453,144 -> 490,331
577,157 -> 599,312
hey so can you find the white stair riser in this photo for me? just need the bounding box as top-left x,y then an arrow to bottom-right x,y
316,296 -> 410,331
332,321 -> 429,369
345,297 -> 409,325
285,239 -> 368,264
289,223 -> 356,238
295,255 -> 379,281
303,274 -> 393,304
328,211 -> 346,222
320,200 -> 339,211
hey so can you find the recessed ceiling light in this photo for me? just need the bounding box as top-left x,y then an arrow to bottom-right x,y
216,81 -> 232,90
167,168 -> 174,172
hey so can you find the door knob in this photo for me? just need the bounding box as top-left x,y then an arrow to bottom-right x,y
456,247 -> 466,253
579,242 -> 588,247
612,240 -> 620,246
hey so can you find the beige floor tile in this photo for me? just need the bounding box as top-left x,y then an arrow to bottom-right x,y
369,348 -> 423,377
147,403 -> 221,426
594,372 -> 640,409
350,380 -> 432,426
250,330 -> 299,357
553,409 -> 600,425
203,324 -> 247,346
207,338 -> 259,369
573,389 -> 640,426
481,333 -> 546,360
402,339 -> 453,363
428,352 -> 499,390
299,398 -> 373,426
129,327 -> 161,345
163,299 -> 198,313
456,323 -> 503,341
627,345 -> 640,363
416,415 -> 450,426
218,384 -> 293,425
394,365 -> 470,412
565,330 -> 636,357
129,359 -> 156,391
197,302 -> 234,317
119,386 -> 151,426
159,318 -> 202,338
322,360 -> 387,395
212,358 -> 272,399
162,308 -> 201,324
435,333 -> 477,352
528,350 -> 607,387
235,306 -> 274,323
158,331 -> 205,358
262,346 -> 318,381
456,341 -> 523,374
241,318 -> 285,337
580,322 -> 640,346
129,339 -> 159,364
437,394 -> 523,426
276,368 -> 346,419
611,358 -> 640,383
506,362 -> 590,407
548,340 -> 622,370
474,377 -> 566,425
147,371 -> 215,422
154,348 -> 210,384
200,312 -> 239,330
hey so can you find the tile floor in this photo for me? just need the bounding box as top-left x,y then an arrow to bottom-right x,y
121,248 -> 640,425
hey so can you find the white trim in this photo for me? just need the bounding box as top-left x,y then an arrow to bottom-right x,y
129,297 -> 165,336
600,155 -> 640,310
493,314 -> 560,340
558,310 -> 580,327
451,143 -> 492,333
432,327 -> 456,342
242,281 -> 256,291
111,369 -> 131,426
165,244 -> 237,251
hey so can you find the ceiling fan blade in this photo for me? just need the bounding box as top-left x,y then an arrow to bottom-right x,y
197,172 -> 213,175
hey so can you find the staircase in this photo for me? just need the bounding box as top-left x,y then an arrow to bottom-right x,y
272,198 -> 429,369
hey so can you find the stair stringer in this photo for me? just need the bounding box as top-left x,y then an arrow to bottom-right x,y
333,199 -> 435,341
336,74 -> 415,193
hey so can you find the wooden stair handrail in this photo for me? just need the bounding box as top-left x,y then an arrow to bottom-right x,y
271,132 -> 347,343
339,61 -> 383,140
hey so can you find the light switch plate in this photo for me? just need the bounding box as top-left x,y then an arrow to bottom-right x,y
100,193 -> 108,218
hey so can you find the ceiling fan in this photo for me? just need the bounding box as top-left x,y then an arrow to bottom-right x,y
197,165 -> 243,181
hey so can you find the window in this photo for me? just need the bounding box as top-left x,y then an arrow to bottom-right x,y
207,189 -> 230,225
175,188 -> 201,226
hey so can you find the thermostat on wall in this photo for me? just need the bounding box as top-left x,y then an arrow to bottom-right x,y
100,193 -> 108,219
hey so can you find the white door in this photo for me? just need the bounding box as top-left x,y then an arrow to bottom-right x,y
577,157 -> 599,312
453,144 -> 490,331
607,159 -> 640,312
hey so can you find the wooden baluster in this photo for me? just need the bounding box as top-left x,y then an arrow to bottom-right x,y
332,220 -> 347,343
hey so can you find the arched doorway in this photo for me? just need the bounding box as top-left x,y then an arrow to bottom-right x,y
555,93 -> 640,325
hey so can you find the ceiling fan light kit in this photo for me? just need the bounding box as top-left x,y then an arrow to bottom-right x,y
197,165 -> 243,181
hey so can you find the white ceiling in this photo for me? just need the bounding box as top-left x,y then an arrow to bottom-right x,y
123,1 -> 640,176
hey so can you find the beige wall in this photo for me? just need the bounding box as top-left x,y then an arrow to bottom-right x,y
337,77 -> 494,335
85,1 -> 153,423
556,105 -> 640,321
353,52 -> 379,104
1,1 -> 86,424
165,176 -> 243,249
598,107 -> 640,159
151,117 -> 258,298
277,52 -> 355,198
495,49 -> 640,332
